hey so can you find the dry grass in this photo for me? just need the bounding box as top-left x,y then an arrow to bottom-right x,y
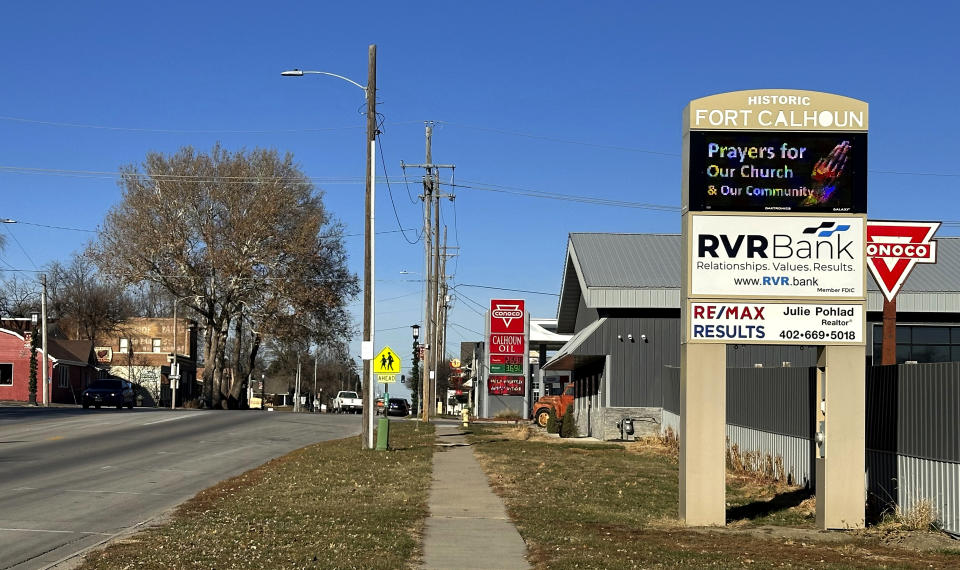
727,441 -> 791,485
79,422 -> 434,569
468,424 -> 960,569
877,499 -> 940,532
508,423 -> 532,441
493,408 -> 522,420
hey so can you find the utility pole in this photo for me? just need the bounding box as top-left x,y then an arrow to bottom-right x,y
295,353 -> 301,413
438,229 -> 458,415
438,229 -> 448,415
422,123 -> 434,422
403,122 -> 454,422
360,44 -> 377,449
41,274 -> 48,407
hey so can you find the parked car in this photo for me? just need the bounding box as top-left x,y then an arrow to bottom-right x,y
82,379 -> 135,409
386,398 -> 410,417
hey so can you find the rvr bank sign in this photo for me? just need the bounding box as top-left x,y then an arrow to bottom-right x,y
690,215 -> 863,299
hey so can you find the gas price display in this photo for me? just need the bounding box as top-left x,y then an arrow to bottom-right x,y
489,354 -> 523,374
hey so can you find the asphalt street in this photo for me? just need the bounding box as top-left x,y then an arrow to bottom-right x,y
0,407 -> 361,569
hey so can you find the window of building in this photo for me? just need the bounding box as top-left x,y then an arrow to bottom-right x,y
0,363 -> 11,385
872,324 -> 960,364
152,338 -> 162,353
119,338 -> 130,353
58,366 -> 69,388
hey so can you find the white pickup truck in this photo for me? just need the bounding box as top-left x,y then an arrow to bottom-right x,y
332,390 -> 363,414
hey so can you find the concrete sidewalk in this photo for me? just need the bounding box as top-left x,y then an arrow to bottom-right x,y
421,424 -> 530,570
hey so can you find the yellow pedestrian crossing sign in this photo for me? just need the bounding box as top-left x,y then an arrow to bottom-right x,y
374,346 -> 402,375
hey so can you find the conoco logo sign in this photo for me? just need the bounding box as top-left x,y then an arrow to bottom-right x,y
489,298 -> 525,335
866,220 -> 940,302
492,305 -> 522,327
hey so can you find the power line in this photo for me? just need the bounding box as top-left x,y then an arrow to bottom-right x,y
0,114 -> 424,134
399,163 -> 418,204
0,165 -> 420,186
435,121 -> 679,157
4,226 -> 38,270
449,287 -> 488,317
376,133 -> 421,245
455,283 -> 559,296
8,164 -> 960,219
442,180 -> 681,211
449,321 -> 484,337
0,220 -> 98,233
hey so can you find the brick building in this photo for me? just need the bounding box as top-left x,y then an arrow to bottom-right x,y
93,317 -> 199,406
0,328 -> 98,404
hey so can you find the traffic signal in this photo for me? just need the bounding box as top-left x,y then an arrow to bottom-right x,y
400,374 -> 405,384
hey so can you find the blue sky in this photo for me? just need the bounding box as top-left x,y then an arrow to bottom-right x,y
1,2 -> 957,397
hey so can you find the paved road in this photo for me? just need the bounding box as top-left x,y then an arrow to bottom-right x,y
0,407 -> 361,569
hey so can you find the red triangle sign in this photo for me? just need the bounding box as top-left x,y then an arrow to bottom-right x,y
866,221 -> 940,302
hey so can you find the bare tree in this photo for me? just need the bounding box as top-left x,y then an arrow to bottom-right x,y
45,256 -> 135,341
88,144 -> 358,409
0,274 -> 40,317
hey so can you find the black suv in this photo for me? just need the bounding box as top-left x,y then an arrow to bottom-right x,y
82,379 -> 135,409
386,398 -> 410,417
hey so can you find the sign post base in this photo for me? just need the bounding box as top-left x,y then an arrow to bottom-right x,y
376,417 -> 390,451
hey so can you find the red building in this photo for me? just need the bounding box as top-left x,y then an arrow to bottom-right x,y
0,328 -> 98,404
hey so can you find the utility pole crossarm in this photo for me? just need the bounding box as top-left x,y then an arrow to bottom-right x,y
403,164 -> 456,169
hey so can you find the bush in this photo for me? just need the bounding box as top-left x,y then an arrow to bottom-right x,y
546,406 -> 559,434
494,408 -> 521,420
560,403 -> 577,438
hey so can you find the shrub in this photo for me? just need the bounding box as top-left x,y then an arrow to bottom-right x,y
896,499 -> 939,531
494,408 -> 521,420
559,403 -> 577,438
546,406 -> 559,434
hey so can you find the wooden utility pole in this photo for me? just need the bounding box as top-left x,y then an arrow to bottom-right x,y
41,273 -> 48,407
422,124 -> 434,422
437,229 -> 459,415
402,123 -> 454,422
361,44 -> 377,449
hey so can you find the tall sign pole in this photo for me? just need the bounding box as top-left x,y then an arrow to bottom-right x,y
681,90 -> 869,529
486,299 -> 528,413
866,221 -> 941,365
361,44 -> 377,450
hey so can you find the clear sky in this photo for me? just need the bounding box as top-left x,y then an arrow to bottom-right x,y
1,1 -> 957,398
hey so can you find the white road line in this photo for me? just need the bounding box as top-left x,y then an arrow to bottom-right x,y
0,527 -> 112,536
206,444 -> 255,458
64,489 -> 172,496
142,415 -> 195,426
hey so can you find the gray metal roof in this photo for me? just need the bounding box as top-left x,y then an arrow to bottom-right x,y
570,233 -> 681,288
542,318 -> 607,370
569,233 -> 960,293
558,234 -> 960,317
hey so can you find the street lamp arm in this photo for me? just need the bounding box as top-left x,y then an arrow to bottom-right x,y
281,69 -> 367,96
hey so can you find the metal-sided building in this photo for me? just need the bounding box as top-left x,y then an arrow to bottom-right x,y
543,232 -> 960,441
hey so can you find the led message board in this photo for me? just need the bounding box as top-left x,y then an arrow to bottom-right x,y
487,375 -> 525,396
687,131 -> 867,213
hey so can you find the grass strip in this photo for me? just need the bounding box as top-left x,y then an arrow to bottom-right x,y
80,421 -> 434,569
469,425 -> 960,569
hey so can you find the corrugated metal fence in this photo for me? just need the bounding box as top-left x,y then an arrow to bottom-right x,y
661,361 -> 960,534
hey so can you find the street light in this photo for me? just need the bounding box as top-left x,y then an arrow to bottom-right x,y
282,44 -> 378,450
